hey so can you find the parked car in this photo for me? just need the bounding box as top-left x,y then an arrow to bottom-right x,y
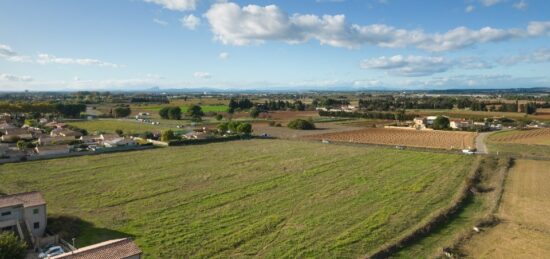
39,246 -> 64,258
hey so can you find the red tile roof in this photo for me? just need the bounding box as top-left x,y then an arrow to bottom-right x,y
0,191 -> 46,208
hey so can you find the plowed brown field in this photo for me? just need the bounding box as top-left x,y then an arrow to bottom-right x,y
462,160 -> 550,258
490,128 -> 550,145
306,128 -> 477,150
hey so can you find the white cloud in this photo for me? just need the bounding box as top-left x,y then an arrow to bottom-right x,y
0,44 -> 32,62
218,52 -> 230,60
193,72 -> 211,79
360,55 -> 494,76
181,14 -> 200,30
465,5 -> 475,13
36,54 -> 119,68
361,55 -> 452,76
0,43 -> 119,68
153,18 -> 169,26
478,0 -> 504,7
513,0 -> 528,10
0,73 -> 33,82
205,3 -> 550,51
500,48 -> 550,65
143,0 -> 198,11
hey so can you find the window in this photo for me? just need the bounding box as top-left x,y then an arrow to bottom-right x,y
33,208 -> 39,214
1,211 -> 11,216
33,222 -> 40,229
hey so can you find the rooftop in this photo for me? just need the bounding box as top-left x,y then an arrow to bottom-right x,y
0,191 -> 46,208
51,238 -> 142,259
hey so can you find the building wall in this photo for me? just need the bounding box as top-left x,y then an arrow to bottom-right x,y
23,205 -> 46,237
0,206 -> 24,229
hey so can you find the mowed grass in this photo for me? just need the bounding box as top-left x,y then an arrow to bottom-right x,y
0,140 -> 474,258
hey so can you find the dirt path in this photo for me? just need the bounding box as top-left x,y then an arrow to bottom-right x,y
461,160 -> 550,258
475,132 -> 491,154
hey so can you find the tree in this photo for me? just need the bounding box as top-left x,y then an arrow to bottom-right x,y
432,116 -> 450,130
215,114 -> 223,121
187,105 -> 203,121
115,129 -> 124,136
237,123 -> 252,134
217,123 -> 229,134
249,107 -> 260,118
160,130 -> 175,142
113,107 -> 131,118
168,107 -> 182,120
0,232 -> 27,259
287,119 -> 316,130
227,99 -> 238,114
159,107 -> 170,119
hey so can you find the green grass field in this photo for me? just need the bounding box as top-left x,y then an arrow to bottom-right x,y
67,119 -> 173,134
0,140 -> 474,258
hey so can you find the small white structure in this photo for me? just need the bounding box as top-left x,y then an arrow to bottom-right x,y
104,138 -> 137,148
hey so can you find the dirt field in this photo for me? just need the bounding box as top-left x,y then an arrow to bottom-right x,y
305,128 -> 477,150
253,122 -> 362,139
489,128 -> 550,145
462,160 -> 550,258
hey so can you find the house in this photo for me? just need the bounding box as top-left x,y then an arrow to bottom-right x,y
450,119 -> 471,130
34,145 -> 71,156
0,191 -> 47,246
0,143 -> 8,157
51,238 -> 142,259
183,131 -> 208,140
104,138 -> 136,148
50,128 -> 83,138
1,128 -> 33,142
44,122 -> 67,129
0,122 -> 17,130
38,136 -> 76,146
80,135 -> 100,145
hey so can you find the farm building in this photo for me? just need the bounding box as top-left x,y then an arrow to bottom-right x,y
0,191 -> 47,246
51,238 -> 142,259
34,145 -> 71,156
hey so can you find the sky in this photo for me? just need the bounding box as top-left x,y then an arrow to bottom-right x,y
0,0 -> 550,91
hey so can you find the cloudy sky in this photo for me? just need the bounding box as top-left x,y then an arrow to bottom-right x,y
1,0 -> 549,91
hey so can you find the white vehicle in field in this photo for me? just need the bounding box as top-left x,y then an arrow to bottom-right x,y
462,149 -> 476,155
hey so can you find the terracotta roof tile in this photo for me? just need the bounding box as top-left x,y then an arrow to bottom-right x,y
0,191 -> 46,208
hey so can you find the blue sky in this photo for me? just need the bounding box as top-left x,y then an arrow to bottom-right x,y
1,0 -> 549,91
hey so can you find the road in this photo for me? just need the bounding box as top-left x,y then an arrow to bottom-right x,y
475,132 -> 491,154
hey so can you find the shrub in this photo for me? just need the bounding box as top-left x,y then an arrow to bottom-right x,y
287,119 -> 316,130
0,232 -> 27,259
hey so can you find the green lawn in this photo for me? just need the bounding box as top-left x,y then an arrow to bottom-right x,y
0,140 -> 474,258
67,119 -> 174,134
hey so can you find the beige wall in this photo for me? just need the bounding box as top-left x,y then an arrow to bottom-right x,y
24,205 -> 47,237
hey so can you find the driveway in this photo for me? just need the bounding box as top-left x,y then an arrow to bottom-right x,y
475,132 -> 492,154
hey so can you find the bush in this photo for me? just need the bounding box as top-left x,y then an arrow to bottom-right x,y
161,130 -> 176,142
113,106 -> 131,118
0,232 -> 27,259
287,119 -> 316,130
